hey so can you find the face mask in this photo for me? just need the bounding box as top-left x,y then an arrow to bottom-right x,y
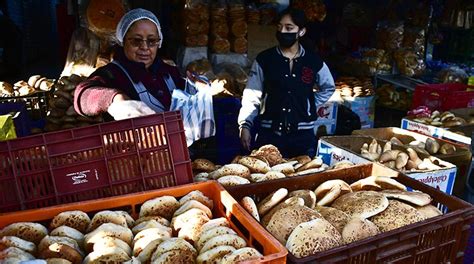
276,31 -> 298,48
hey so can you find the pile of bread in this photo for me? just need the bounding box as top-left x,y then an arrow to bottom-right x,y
239,176 -> 441,258
335,76 -> 375,98
183,2 -> 210,47
376,83 -> 412,110
0,75 -> 54,97
360,138 -> 454,171
192,145 -> 346,186
0,190 -> 263,263
411,110 -> 473,128
45,74 -> 103,132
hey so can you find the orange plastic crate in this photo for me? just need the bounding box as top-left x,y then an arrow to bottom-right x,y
0,111 -> 193,212
0,181 -> 287,263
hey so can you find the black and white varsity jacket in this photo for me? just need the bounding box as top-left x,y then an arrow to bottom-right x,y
238,45 -> 335,133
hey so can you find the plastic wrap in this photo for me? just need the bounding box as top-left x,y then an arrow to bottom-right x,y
376,21 -> 404,51
213,63 -> 248,97
228,3 -> 247,54
359,48 -> 392,75
292,0 -> 327,22
402,27 -> 426,55
183,0 -> 210,47
437,67 -> 469,84
209,1 -> 229,53
80,0 -> 129,42
61,27 -> 100,77
393,49 -> 426,77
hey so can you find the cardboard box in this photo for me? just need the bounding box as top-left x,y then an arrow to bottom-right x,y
314,102 -> 338,135
401,118 -> 472,145
317,135 -> 458,194
344,96 -> 375,128
352,127 -> 471,197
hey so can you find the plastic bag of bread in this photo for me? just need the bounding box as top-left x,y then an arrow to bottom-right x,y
437,67 -> 468,84
61,27 -> 100,77
246,4 -> 260,25
213,63 -> 248,97
80,0 -> 129,41
183,0 -> 210,47
376,21 -> 404,51
393,49 -> 425,77
402,27 -> 426,54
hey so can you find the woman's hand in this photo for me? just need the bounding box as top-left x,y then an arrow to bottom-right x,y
107,95 -> 156,120
239,127 -> 252,151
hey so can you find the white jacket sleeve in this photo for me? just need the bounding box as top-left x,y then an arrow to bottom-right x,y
238,60 -> 264,130
314,63 -> 335,107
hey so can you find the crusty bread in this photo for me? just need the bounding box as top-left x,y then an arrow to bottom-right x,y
139,196 -> 180,220
381,189 -> 431,206
208,164 -> 251,180
332,191 -> 389,219
83,246 -> 131,264
371,200 -> 426,232
0,236 -> 36,255
50,226 -> 84,245
50,211 -> 90,233
192,158 -> 216,172
342,218 -> 380,244
0,222 -> 48,244
0,247 -> 35,262
314,180 -> 352,206
136,238 -> 163,261
237,156 -> 271,174
196,245 -> 236,264
153,237 -> 196,256
199,217 -> 229,235
197,226 -> 237,251
173,200 -> 213,218
286,218 -> 342,258
270,162 -> 295,175
416,204 -> 442,219
199,234 -> 246,253
38,242 -> 84,264
116,211 -> 135,228
131,220 -> 172,235
134,216 -> 170,227
240,196 -> 260,221
92,236 -> 132,257
151,248 -> 196,264
288,190 -> 317,209
261,197 -> 305,227
257,188 -> 288,216
296,157 -> 324,172
217,175 -> 250,186
315,206 -> 350,234
87,210 -> 128,232
84,223 -> 133,249
178,190 -> 214,209
221,247 -> 263,264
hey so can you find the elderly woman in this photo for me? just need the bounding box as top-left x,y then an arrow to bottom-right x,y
74,8 -> 185,120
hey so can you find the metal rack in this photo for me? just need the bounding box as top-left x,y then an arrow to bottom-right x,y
374,74 -> 427,91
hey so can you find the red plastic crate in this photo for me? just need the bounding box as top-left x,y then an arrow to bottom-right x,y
0,111 -> 193,213
411,83 -> 474,111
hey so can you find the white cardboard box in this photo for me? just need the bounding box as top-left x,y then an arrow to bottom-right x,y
317,135 -> 457,194
401,118 -> 471,145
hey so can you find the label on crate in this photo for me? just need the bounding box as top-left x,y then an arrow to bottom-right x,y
67,170 -> 93,185
317,138 -> 457,195
53,161 -> 108,194
401,118 -> 444,138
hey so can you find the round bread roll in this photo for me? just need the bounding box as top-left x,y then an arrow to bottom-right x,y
286,218 -> 342,258
261,171 -> 286,181
251,145 -> 284,166
416,204 -> 442,219
238,156 -> 271,174
315,179 -> 352,206
199,234 -> 246,253
50,211 -> 90,233
342,218 -> 380,244
137,239 -> 163,262
315,206 -> 351,234
288,190 -> 317,209
46,258 -> 73,264
139,196 -> 180,220
175,210 -> 210,243
38,236 -> 82,255
173,200 -> 212,218
221,247 -> 263,264
133,233 -> 169,257
381,189 -> 432,206
179,190 -> 214,209
27,75 -> 42,87
171,208 -> 210,234
134,216 -> 170,227
38,242 -> 83,264
196,245 -> 236,264
200,217 -> 229,235
271,162 -> 296,175
332,191 -> 389,219
266,204 -> 321,244
153,237 -> 196,257
209,164 -> 251,180
290,155 -> 312,166
192,159 -> 216,172
50,226 -> 84,245
0,222 -> 48,244
84,223 -> 133,249
371,200 -> 426,232
83,246 -> 130,264
88,210 -> 128,232
0,236 -> 36,255
332,160 -> 355,169
0,81 -> 14,95
217,175 -> 250,186
261,197 -> 305,227
350,176 -> 382,192
116,211 -> 135,228
296,157 -> 324,172
151,248 -> 196,264
290,166 -> 328,177
257,188 -> 289,216
240,196 -> 260,221
0,247 -> 35,262
197,226 -> 237,251
250,173 -> 266,183
131,220 -> 171,235
92,236 -> 132,257
133,227 -> 172,245
374,176 -> 406,191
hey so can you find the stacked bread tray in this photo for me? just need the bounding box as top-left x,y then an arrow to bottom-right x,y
227,163 -> 474,263
0,181 -> 287,263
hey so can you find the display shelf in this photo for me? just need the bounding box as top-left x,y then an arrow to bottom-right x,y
374,74 -> 427,91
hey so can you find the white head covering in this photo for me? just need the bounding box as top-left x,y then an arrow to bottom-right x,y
116,8 -> 163,48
